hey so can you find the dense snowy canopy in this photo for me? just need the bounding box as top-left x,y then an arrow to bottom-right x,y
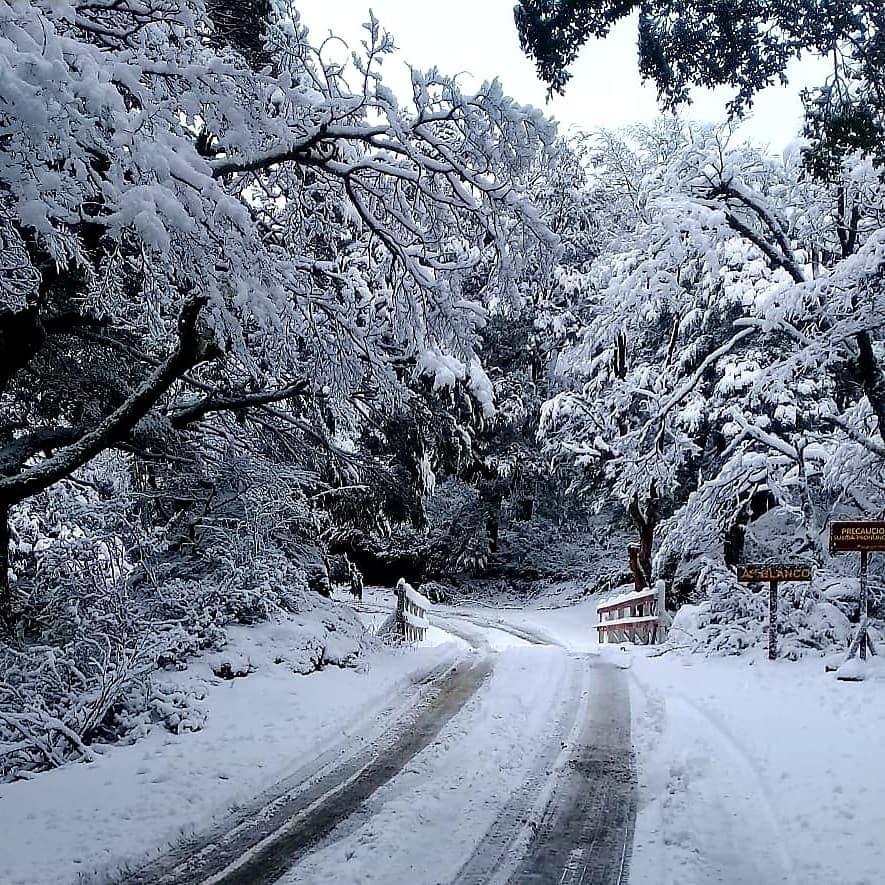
1,0 -> 884,784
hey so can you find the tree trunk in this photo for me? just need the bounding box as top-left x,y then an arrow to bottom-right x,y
855,331 -> 885,445
0,499 -> 12,637
627,493 -> 657,592
486,503 -> 501,554
480,480 -> 506,555
723,521 -> 745,568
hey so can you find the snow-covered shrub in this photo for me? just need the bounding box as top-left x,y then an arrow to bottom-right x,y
8,459 -> 136,642
260,604 -> 369,674
419,581 -> 452,603
1,460 -> 376,783
108,679 -> 208,740
0,636 -> 156,780
148,683 -> 208,735
666,558 -> 854,658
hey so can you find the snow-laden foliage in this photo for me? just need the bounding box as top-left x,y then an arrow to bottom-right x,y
541,121 -> 885,653
0,0 -> 566,780
1,444 -> 373,780
0,2 -> 556,370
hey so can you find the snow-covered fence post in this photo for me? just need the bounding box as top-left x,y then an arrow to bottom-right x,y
395,578 -> 431,643
395,580 -> 406,637
768,579 -> 778,661
655,579 -> 668,640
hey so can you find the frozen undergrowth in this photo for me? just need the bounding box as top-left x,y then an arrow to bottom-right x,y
0,576 -> 373,784
665,561 -> 862,659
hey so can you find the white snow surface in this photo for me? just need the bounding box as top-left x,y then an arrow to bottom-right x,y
0,619 -> 466,885
277,646 -> 576,885
5,581 -> 885,885
629,648 -> 885,885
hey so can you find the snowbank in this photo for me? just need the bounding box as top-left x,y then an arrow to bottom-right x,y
0,622 -> 466,885
629,650 -> 885,885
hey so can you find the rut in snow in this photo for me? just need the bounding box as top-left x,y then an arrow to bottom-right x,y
123,656 -> 491,885
456,660 -> 636,885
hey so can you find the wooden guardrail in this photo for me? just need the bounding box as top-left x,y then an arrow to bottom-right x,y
395,579 -> 431,642
596,582 -> 666,645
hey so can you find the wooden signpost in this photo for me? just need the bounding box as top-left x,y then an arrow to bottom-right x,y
829,521 -> 885,662
737,563 -> 813,660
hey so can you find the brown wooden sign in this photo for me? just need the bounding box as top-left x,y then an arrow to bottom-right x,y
736,563 -> 813,583
829,521 -> 885,553
736,562 -> 813,660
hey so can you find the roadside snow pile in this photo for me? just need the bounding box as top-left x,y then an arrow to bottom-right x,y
665,560 -> 854,658
0,587 -> 373,783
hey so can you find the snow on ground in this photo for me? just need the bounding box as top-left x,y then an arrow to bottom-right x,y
0,617 -> 467,885
446,581 -> 885,885
484,596 -> 601,652
628,649 -> 885,885
6,576 -> 883,885
434,580 -> 603,652
277,646 -> 579,885
421,623 -> 472,649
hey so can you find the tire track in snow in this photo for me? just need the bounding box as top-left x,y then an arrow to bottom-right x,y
454,660 -> 636,885
123,655 -> 491,885
451,660 -> 588,884
506,662 -> 635,885
284,646 -> 575,885
430,608 -> 564,649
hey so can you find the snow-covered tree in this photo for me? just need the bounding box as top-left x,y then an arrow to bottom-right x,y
541,121 -> 885,633
515,1 -> 885,174
0,1 -> 569,777
0,0 -> 559,631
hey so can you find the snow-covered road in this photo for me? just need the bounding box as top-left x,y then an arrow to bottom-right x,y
6,591 -> 882,885
125,607 -> 635,885
129,652 -> 494,885
274,625 -> 634,885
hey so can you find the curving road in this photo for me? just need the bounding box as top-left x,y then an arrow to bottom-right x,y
122,609 -> 635,885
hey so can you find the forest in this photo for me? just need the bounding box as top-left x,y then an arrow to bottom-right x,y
2,0 -> 884,786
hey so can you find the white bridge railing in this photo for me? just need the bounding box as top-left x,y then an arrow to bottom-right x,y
596,581 -> 666,645
395,578 -> 431,642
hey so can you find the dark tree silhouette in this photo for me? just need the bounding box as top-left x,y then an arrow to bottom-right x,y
515,1 -> 885,176
205,0 -> 274,70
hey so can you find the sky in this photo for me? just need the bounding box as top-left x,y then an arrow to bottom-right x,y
295,1 -> 831,154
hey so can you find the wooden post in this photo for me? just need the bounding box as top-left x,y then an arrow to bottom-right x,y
859,550 -> 868,661
769,579 -> 778,661
0,500 -> 12,637
395,581 -> 405,640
